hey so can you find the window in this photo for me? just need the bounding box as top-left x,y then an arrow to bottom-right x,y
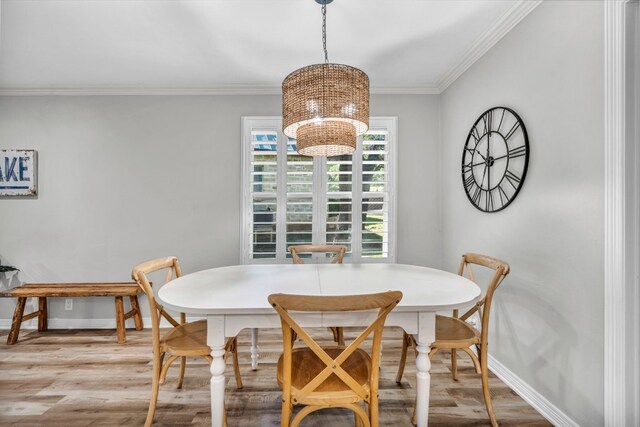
241,117 -> 397,264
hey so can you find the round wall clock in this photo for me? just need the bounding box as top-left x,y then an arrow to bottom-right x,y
461,106 -> 529,212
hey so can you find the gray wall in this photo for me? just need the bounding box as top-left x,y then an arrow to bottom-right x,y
0,2 -> 608,424
0,94 -> 441,320
439,1 -> 604,425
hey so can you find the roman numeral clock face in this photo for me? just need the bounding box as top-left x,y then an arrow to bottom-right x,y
462,107 -> 529,212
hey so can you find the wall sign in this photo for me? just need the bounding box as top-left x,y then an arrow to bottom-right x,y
0,150 -> 38,197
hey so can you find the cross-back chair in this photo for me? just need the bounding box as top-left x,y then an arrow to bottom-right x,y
132,256 -> 243,427
288,244 -> 348,345
289,244 -> 347,265
269,290 -> 402,427
395,253 -> 509,427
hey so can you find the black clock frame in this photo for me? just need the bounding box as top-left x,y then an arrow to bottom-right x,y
461,106 -> 529,213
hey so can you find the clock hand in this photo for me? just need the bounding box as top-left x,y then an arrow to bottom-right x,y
486,153 -> 509,162
487,130 -> 491,190
480,163 -> 488,191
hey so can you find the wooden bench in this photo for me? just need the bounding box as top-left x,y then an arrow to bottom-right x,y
0,282 -> 144,345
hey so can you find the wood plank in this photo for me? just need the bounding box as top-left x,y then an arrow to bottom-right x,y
123,310 -> 137,320
20,282 -> 139,287
115,296 -> 126,344
38,297 -> 48,331
129,295 -> 144,331
0,282 -> 141,298
1,283 -> 143,344
21,311 -> 40,322
0,286 -> 141,297
7,297 -> 26,344
0,327 -> 552,427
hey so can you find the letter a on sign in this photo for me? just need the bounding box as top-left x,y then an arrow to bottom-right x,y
0,150 -> 37,196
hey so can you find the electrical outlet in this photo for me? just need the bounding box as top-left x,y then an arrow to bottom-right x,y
65,299 -> 73,311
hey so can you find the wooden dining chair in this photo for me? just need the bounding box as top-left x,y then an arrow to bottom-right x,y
395,253 -> 509,427
288,244 -> 347,345
289,244 -> 347,265
132,256 -> 243,427
269,290 -> 402,427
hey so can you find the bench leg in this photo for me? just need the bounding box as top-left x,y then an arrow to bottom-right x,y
130,295 -> 144,331
38,297 -> 48,332
115,296 -> 126,344
8,297 -> 27,345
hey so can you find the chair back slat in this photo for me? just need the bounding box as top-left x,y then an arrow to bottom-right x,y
132,257 -> 183,355
270,290 -> 402,404
270,292 -> 400,312
464,253 -> 511,274
456,253 -> 509,342
133,257 -> 176,276
288,245 -> 347,264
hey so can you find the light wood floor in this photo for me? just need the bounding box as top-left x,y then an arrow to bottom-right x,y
0,326 -> 551,426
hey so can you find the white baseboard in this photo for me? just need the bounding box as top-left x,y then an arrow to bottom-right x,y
0,318 -> 116,329
488,354 -> 579,427
0,317 -> 204,330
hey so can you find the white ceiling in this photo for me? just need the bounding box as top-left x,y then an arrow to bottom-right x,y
0,0 -> 539,94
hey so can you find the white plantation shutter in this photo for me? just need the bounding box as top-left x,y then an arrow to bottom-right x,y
285,141 -> 314,259
326,154 -> 354,256
248,129 -> 278,259
361,131 -> 390,258
242,117 -> 396,264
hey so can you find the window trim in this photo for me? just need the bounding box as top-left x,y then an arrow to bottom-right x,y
240,116 -> 397,265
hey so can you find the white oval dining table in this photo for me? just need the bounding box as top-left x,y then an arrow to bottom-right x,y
157,263 -> 481,427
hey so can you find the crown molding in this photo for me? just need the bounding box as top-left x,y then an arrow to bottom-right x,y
0,85 -> 441,96
0,86 -> 282,96
436,0 -> 543,92
372,86 -> 440,95
0,2 -> 540,97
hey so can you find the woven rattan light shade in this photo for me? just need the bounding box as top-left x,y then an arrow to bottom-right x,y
297,121 -> 356,156
282,63 -> 369,157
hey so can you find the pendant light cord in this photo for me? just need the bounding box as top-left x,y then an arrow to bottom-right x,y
322,4 -> 329,63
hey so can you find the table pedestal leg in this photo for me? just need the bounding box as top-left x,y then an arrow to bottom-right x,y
415,312 -> 436,427
250,328 -> 259,371
207,315 -> 226,427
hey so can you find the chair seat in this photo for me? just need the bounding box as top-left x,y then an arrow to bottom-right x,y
161,319 -> 210,355
433,315 -> 481,348
277,346 -> 371,405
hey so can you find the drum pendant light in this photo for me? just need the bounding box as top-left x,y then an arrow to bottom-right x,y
282,0 -> 369,157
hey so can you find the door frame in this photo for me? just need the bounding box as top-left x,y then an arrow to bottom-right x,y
604,1 -> 639,425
